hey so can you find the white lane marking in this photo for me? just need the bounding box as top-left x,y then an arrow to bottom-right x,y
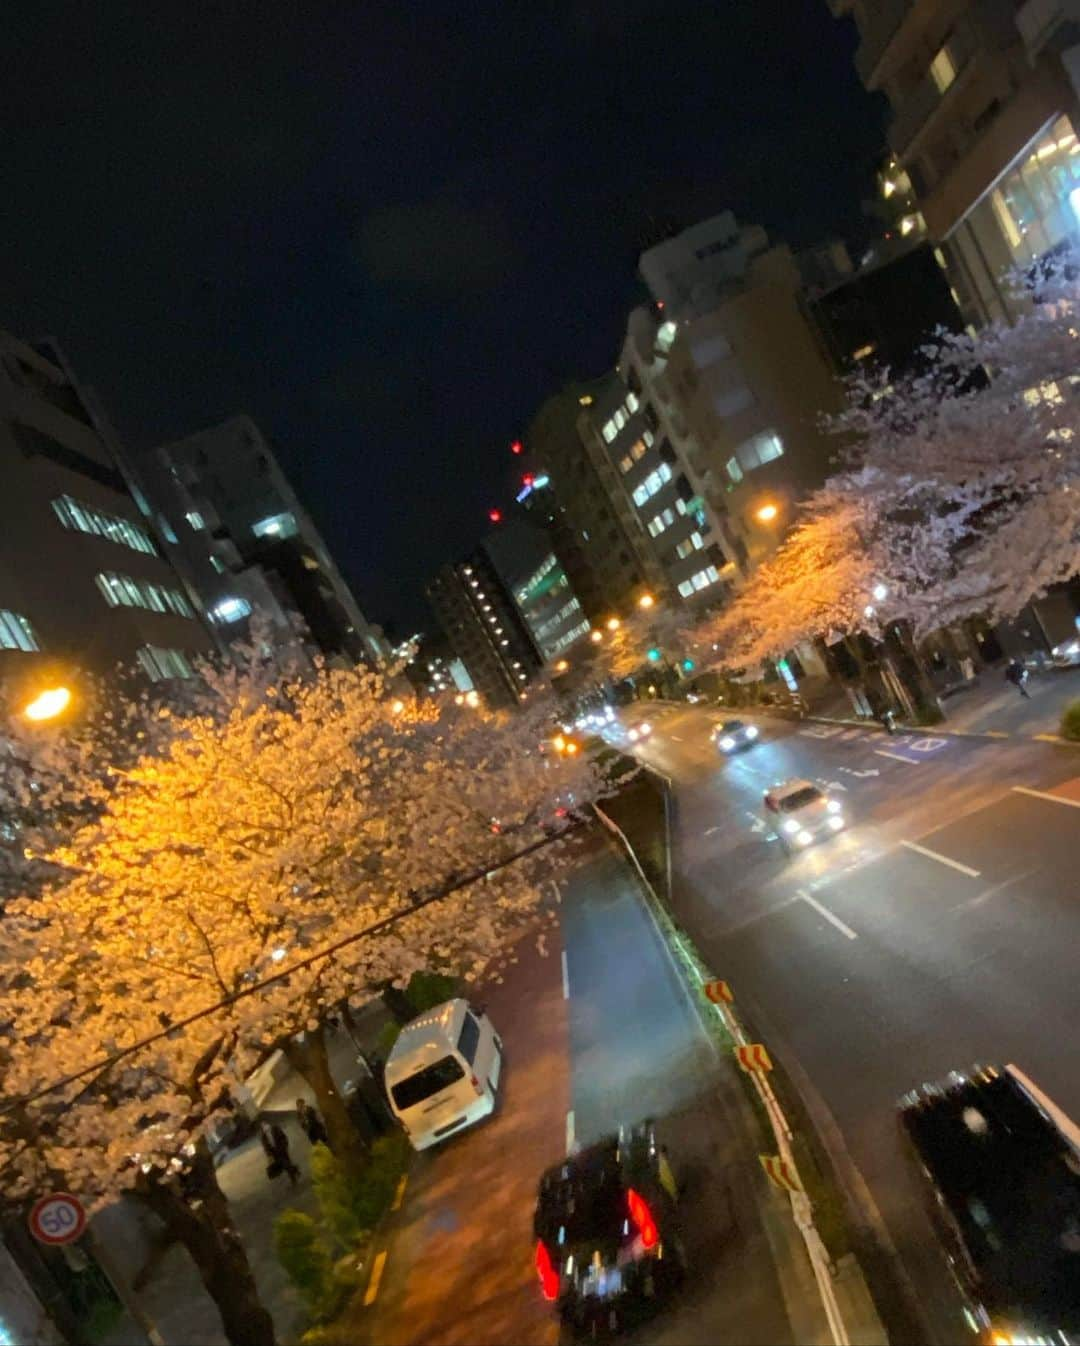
874,749 -> 922,765
704,825 -> 720,836
560,950 -> 570,999
669,734 -> 683,742
796,888 -> 858,940
363,1249 -> 388,1306
1013,785 -> 1080,811
901,839 -> 980,878
840,766 -> 880,778
823,780 -> 848,792
801,725 -> 843,738
566,1110 -> 575,1152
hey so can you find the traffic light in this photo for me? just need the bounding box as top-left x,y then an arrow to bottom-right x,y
647,648 -> 661,663
510,440 -> 523,455
682,658 -> 695,672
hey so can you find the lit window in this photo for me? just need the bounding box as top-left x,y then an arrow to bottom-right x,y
602,419 -> 617,443
210,596 -> 252,624
619,455 -> 633,473
678,580 -> 693,598
209,556 -> 226,574
252,511 -> 297,539
186,511 -> 205,531
656,320 -> 677,352
933,247 -> 948,271
0,609 -> 39,652
929,46 -> 956,95
137,645 -> 195,681
53,495 -> 157,556
643,429 -> 655,448
614,408 -> 627,431
735,430 -> 784,473
631,438 -> 647,461
852,343 -> 877,361
726,456 -> 743,484
899,213 -> 924,236
625,391 -> 639,413
95,572 -> 193,618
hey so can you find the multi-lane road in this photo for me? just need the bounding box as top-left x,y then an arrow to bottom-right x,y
620,698 -> 1080,1343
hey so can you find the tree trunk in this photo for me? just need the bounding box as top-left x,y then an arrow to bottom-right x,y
137,1142 -> 275,1346
282,1026 -> 370,1179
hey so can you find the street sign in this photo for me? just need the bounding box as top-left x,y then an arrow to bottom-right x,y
29,1193 -> 86,1246
704,979 -> 733,1004
735,1043 -> 773,1073
759,1154 -> 803,1193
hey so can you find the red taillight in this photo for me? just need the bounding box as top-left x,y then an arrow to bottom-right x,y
535,1240 -> 559,1300
471,1073 -> 482,1094
555,806 -> 568,818
626,1187 -> 658,1250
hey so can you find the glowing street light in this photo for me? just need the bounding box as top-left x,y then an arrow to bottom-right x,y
464,690 -> 480,708
638,593 -> 655,610
606,617 -> 621,631
590,630 -> 603,644
755,503 -> 779,523
23,686 -> 72,723
872,583 -> 888,602
554,659 -> 570,673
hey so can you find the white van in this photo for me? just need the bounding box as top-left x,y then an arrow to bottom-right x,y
384,999 -> 503,1151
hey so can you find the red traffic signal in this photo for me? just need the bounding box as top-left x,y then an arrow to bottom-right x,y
488,508 -> 502,524
523,473 -> 534,487
510,440 -> 523,455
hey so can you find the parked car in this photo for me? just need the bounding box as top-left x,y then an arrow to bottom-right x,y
533,1122 -> 684,1338
899,1062 -> 1080,1344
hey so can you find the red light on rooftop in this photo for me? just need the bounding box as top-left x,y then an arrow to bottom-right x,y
511,440 -> 523,455
488,508 -> 502,523
523,473 -> 534,487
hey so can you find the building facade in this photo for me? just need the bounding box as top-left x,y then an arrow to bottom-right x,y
637,214 -> 844,569
830,0 -> 1080,324
0,330 -> 214,702
426,550 -> 543,710
151,416 -> 385,667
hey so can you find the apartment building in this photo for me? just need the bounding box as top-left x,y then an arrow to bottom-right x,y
0,329 -> 214,702
830,0 -> 1080,323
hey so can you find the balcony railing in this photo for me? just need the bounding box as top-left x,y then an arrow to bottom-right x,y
855,0 -> 912,85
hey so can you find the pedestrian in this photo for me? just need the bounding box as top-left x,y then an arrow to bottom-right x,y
1005,657 -> 1030,699
296,1098 -> 330,1148
260,1121 -> 300,1186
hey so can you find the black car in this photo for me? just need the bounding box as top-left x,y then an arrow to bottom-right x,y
714,719 -> 760,754
533,1123 -> 684,1338
899,1063 -> 1080,1344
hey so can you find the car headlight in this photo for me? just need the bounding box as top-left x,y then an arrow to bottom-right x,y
796,831 -> 813,846
628,728 -> 639,741
826,799 -> 842,814
745,726 -> 758,740
828,814 -> 845,831
720,736 -> 735,751
640,722 -> 652,735
1054,640 -> 1080,657
782,818 -> 801,834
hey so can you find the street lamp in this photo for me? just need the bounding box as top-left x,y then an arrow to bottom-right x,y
638,594 -> 655,610
554,659 -> 570,673
464,690 -> 480,708
23,686 -> 72,723
755,503 -> 779,523
606,617 -> 621,631
872,583 -> 888,602
590,630 -> 603,644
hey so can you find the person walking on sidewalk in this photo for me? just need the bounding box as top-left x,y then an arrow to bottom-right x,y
1005,657 -> 1031,699
260,1121 -> 300,1186
296,1098 -> 330,1149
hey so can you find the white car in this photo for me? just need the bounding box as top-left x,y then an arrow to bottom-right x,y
1051,637 -> 1080,668
763,779 -> 845,853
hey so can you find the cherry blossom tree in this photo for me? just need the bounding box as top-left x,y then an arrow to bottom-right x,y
0,662 -> 603,1345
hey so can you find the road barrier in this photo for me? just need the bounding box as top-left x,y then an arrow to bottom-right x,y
593,799 -> 855,1346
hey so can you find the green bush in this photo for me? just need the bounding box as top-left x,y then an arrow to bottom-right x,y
310,1134 -> 410,1249
274,1210 -> 334,1317
1061,699 -> 1080,741
404,969 -> 461,1014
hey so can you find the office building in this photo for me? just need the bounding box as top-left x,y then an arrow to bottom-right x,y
152,416 -> 384,667
527,380 -> 666,622
830,0 -> 1080,324
0,329 -> 214,699
482,518 -> 590,661
637,214 -> 844,568
427,549 -> 543,710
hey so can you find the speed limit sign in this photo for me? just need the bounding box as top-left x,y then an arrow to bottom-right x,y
29,1193 -> 86,1245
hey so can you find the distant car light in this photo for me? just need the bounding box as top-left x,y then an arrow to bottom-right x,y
796,831 -> 813,846
828,814 -> 845,831
628,728 -> 640,742
639,722 -> 652,735
782,818 -> 801,835
826,799 -> 842,814
745,725 -> 759,739
720,736 -> 735,751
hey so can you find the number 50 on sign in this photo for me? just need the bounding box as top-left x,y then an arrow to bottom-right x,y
29,1193 -> 86,1245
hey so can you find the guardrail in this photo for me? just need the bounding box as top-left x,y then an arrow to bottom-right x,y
593,798 -> 853,1346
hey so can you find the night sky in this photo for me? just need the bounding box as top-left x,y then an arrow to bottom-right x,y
4,2 -> 885,632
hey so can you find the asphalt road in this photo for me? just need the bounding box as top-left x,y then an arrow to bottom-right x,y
618,700 -> 1080,1344
356,839 -> 802,1346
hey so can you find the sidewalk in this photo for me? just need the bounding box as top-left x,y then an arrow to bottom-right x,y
764,666 -> 1080,743
94,999 -> 395,1345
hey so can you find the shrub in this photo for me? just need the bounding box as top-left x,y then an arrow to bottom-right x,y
1061,699 -> 1080,741
310,1134 -> 410,1250
274,1210 -> 333,1317
404,969 -> 461,1014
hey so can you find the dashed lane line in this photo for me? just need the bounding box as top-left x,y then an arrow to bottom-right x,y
874,749 -> 923,765
900,839 -> 981,878
561,950 -> 570,1000
566,1109 -> 575,1152
1013,785 -> 1080,810
796,888 -> 858,941
363,1249 -> 388,1307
